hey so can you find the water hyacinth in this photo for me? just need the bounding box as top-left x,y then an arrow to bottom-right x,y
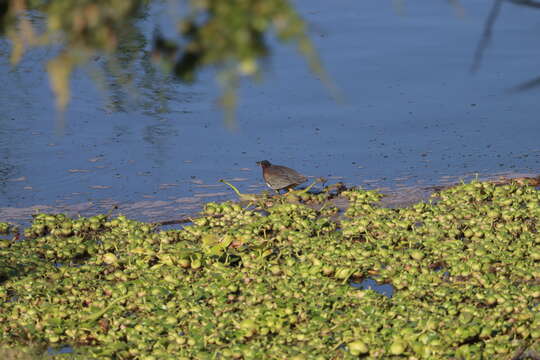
0,180 -> 539,358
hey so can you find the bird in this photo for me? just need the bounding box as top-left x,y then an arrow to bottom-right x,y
256,160 -> 307,193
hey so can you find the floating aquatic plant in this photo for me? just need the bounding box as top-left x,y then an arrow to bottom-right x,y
0,180 -> 539,358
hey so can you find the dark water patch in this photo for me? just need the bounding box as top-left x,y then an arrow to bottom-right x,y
350,278 -> 395,298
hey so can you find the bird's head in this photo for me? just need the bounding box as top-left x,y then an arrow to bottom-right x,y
256,160 -> 271,168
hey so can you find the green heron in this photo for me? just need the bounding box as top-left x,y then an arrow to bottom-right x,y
256,160 -> 307,193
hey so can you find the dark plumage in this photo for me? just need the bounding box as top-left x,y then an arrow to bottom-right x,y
256,160 -> 307,192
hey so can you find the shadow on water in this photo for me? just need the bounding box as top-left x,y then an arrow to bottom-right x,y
350,278 -> 395,298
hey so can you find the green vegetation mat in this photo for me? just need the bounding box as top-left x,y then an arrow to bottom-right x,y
0,181 -> 539,359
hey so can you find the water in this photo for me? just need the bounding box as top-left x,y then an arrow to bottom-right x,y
1,0 -> 539,224
350,278 -> 395,298
47,346 -> 73,355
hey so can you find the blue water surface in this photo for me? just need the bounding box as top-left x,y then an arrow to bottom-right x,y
1,0 -> 539,223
